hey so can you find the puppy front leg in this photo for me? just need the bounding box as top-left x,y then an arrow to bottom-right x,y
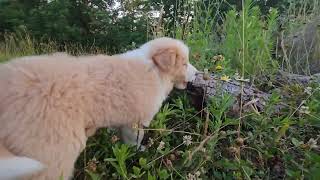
120,125 -> 145,151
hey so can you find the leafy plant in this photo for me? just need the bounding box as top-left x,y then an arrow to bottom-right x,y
104,144 -> 134,179
221,0 -> 279,80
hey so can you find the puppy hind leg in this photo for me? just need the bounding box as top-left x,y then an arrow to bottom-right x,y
120,125 -> 145,151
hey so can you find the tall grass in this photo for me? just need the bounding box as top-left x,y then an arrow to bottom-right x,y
176,0 -> 221,71
221,0 -> 279,80
0,30 -> 107,63
278,0 -> 320,75
171,0 -> 279,82
0,32 -> 38,62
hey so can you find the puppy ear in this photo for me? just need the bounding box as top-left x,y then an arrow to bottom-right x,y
152,48 -> 176,72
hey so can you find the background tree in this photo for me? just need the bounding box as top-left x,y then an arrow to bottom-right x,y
0,0 -> 149,53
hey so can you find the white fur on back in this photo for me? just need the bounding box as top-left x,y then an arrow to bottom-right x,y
118,47 -> 150,63
118,37 -> 189,64
0,157 -> 44,180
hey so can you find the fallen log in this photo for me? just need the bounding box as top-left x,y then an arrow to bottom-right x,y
273,71 -> 320,86
187,72 -> 320,115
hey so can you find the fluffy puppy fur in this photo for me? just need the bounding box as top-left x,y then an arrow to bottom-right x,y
0,37 -> 198,179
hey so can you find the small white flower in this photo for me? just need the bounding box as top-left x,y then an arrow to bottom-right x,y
186,172 -> 201,180
195,171 -> 201,177
200,167 -> 206,174
304,87 -> 312,95
157,141 -> 165,151
183,135 -> 192,146
300,106 -> 310,114
148,138 -> 154,146
234,72 -> 240,79
186,173 -> 196,180
307,138 -> 318,149
200,148 -> 206,153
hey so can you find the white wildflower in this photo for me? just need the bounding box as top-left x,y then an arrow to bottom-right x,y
183,135 -> 192,146
200,148 -> 206,153
186,173 -> 196,180
304,87 -> 312,95
157,141 -> 165,151
299,106 -> 310,114
200,167 -> 206,174
131,41 -> 136,47
186,172 -> 201,180
233,72 -> 241,79
148,138 -> 154,147
307,138 -> 318,149
195,171 -> 201,177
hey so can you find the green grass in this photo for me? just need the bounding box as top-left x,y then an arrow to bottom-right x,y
1,0 -> 320,179
0,31 -> 107,62
0,32 -> 36,62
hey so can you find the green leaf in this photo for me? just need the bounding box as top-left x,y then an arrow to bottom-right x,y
104,158 -> 117,162
133,166 -> 141,176
85,170 -> 101,180
148,171 -> 156,180
242,165 -> 253,179
158,169 -> 170,180
139,157 -> 147,168
275,118 -> 292,143
291,138 -> 302,147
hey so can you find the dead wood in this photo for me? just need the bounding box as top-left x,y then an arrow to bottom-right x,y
187,71 -> 320,115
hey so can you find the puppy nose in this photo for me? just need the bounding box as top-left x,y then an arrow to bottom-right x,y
186,63 -> 198,81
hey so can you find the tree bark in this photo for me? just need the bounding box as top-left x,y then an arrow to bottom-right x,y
187,72 -> 320,115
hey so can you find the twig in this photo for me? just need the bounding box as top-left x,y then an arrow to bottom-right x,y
203,108 -> 209,136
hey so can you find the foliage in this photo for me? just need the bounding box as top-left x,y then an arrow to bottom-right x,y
0,0 -> 149,53
76,87 -> 320,179
221,0 -> 279,80
0,0 -> 320,180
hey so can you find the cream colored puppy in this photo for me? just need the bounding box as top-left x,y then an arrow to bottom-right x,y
0,37 -> 197,180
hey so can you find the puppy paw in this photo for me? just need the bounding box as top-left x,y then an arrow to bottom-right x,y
138,145 -> 146,152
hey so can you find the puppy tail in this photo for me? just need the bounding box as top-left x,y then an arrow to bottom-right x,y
0,156 -> 44,179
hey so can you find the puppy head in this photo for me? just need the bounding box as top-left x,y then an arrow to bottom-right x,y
149,37 -> 198,89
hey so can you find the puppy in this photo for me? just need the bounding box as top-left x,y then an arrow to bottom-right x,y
0,37 -> 198,179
